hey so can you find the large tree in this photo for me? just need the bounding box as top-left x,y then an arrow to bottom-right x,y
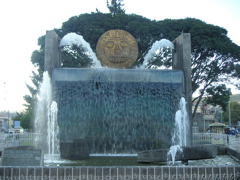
107,0 -> 125,16
203,84 -> 232,111
23,13 -> 240,128
223,101 -> 240,125
12,109 -> 33,131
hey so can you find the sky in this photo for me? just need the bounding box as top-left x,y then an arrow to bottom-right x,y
0,0 -> 240,112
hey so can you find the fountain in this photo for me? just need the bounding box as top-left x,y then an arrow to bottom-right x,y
138,97 -> 218,165
48,100 -> 59,158
2,30 -> 240,180
59,32 -> 101,68
140,38 -> 174,69
37,29 -> 223,164
34,29 -> 217,166
41,29 -> 190,158
34,30 -> 193,159
167,97 -> 188,164
34,72 -> 60,161
166,97 -> 216,165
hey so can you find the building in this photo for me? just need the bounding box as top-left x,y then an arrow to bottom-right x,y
192,99 -> 223,133
13,121 -> 24,133
0,112 -> 13,133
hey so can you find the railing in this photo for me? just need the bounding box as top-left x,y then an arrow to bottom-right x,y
0,133 -> 37,150
193,133 -> 227,145
0,133 -> 228,151
1,166 -> 240,179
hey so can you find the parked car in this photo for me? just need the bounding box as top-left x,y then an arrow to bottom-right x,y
228,128 -> 238,135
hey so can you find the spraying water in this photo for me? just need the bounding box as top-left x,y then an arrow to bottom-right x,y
140,39 -> 174,69
35,72 -> 52,149
167,97 -> 189,164
48,101 -> 59,159
34,72 -> 60,160
60,32 -> 102,68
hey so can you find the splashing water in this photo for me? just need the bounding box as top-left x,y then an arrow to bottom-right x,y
168,97 -> 189,164
35,72 -> 52,149
172,97 -> 188,146
168,145 -> 182,164
140,39 -> 174,69
60,32 -> 102,68
48,101 -> 59,159
34,72 -> 60,160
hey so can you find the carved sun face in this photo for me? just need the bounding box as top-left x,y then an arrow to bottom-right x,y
104,39 -> 130,63
96,30 -> 138,69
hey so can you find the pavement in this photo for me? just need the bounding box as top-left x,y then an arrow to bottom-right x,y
228,135 -> 240,150
226,135 -> 240,160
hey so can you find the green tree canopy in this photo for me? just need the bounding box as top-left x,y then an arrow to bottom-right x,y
224,101 -> 240,125
107,0 -> 125,16
12,109 -> 33,131
203,84 -> 232,111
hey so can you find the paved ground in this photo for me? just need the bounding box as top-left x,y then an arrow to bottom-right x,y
227,134 -> 240,153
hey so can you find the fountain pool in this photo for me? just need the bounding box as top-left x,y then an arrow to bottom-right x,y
43,154 -> 239,167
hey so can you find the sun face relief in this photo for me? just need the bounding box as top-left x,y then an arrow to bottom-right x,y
104,39 -> 130,63
96,30 -> 138,69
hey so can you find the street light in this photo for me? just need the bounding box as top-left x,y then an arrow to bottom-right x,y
229,101 -> 231,127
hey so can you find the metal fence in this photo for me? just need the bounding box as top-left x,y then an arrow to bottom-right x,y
193,133 -> 228,145
1,166 -> 240,180
0,133 -> 37,150
0,132 -> 228,151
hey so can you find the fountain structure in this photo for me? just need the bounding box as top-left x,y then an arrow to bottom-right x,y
2,30 -> 240,180
43,30 -> 192,158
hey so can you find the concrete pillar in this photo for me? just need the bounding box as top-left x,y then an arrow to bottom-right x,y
172,33 -> 192,145
44,30 -> 61,76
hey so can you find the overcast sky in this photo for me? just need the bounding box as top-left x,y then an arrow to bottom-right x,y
0,0 -> 240,112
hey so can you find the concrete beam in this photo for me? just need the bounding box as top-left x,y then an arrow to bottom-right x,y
172,33 -> 192,145
44,30 -> 61,76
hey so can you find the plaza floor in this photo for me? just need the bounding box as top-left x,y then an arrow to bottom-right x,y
227,134 -> 240,153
